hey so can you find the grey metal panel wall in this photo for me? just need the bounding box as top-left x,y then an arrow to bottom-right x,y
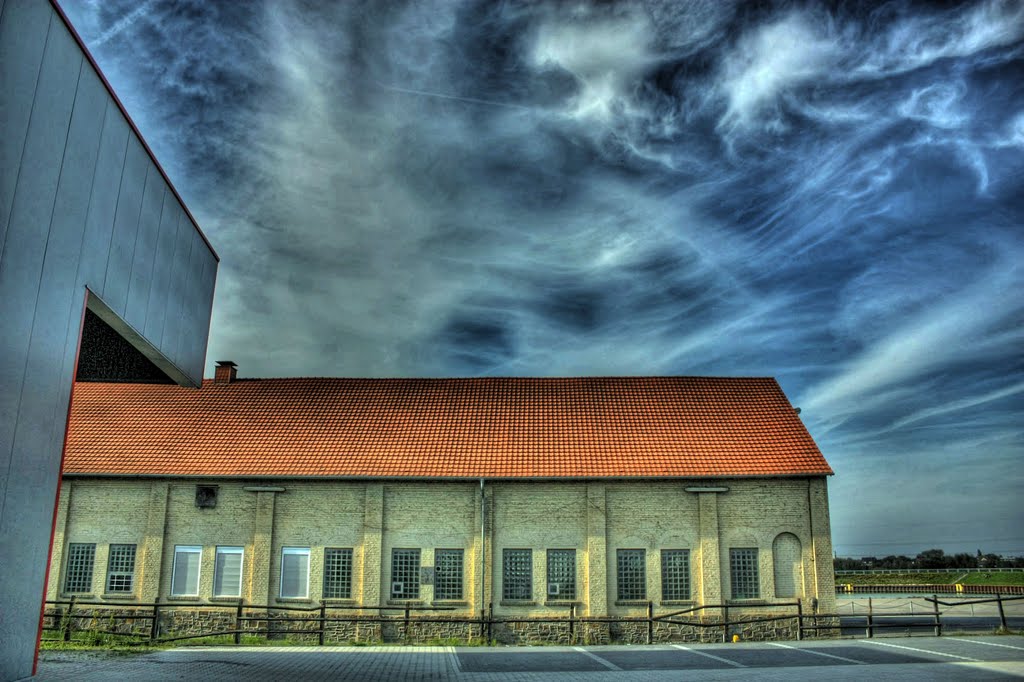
0,3 -> 218,678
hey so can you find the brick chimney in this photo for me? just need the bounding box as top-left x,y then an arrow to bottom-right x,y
214,360 -> 237,384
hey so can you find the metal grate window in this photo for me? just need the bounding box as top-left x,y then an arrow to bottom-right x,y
391,548 -> 421,599
106,544 -> 136,593
730,548 -> 760,599
64,543 -> 96,593
502,549 -> 532,600
616,549 -> 646,600
434,549 -> 464,600
546,550 -> 576,599
661,549 -> 690,600
323,548 -> 353,599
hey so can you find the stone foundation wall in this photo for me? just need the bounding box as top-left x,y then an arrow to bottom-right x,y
44,606 -> 824,645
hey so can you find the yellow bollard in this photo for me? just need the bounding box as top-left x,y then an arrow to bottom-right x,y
732,634 -> 741,643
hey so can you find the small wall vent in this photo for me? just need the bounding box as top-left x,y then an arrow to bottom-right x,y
195,485 -> 219,508
548,583 -> 560,596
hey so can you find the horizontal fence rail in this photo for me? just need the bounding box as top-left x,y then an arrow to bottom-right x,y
42,594 -> 1023,647
835,568 -> 1024,575
836,584 -> 1024,595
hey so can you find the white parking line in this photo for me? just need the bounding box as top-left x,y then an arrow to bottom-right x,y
447,646 -> 462,673
669,644 -> 746,667
862,639 -> 979,661
767,641 -> 866,664
573,647 -> 622,671
946,637 -> 1024,651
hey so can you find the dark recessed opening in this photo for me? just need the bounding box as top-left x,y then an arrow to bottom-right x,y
195,485 -> 219,508
76,309 -> 174,384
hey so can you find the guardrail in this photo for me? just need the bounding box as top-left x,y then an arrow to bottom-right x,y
835,584 -> 1024,595
835,568 -> 1024,575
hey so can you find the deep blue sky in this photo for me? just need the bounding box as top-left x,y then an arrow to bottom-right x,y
61,0 -> 1023,558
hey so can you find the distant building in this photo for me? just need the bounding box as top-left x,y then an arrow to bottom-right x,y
48,370 -> 836,643
1,1 -> 218,678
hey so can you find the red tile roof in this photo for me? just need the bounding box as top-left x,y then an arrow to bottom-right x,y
64,377 -> 832,479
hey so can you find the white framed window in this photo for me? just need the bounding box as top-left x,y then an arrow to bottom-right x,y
171,545 -> 202,597
280,547 -> 310,599
106,544 -> 137,593
214,546 -> 244,597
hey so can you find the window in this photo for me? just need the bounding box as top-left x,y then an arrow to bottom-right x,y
64,543 -> 96,593
661,549 -> 690,601
280,547 -> 310,599
171,546 -> 202,596
391,548 -> 421,599
106,544 -> 136,593
323,548 -> 353,599
546,549 -> 576,599
502,549 -> 532,600
616,549 -> 646,600
730,548 -> 760,599
434,549 -> 463,600
214,547 -> 244,597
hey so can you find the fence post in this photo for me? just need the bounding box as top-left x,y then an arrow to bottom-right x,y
235,601 -> 244,645
569,603 -> 575,644
64,596 -> 76,642
479,608 -> 486,644
997,594 -> 1007,630
404,606 -> 410,644
647,601 -> 654,645
931,594 -> 941,636
319,602 -> 326,646
796,599 -> 803,641
149,597 -> 160,641
489,602 -> 494,645
722,603 -> 729,643
867,598 -> 873,639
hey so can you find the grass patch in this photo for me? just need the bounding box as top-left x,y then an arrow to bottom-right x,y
958,572 -> 1024,586
835,573 -> 958,585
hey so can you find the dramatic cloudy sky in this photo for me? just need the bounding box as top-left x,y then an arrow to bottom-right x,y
61,0 -> 1023,558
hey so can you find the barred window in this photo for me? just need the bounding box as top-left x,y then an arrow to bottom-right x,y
214,547 -> 244,597
661,549 -> 690,601
280,547 -> 310,599
502,549 -> 532,600
434,549 -> 464,600
172,546 -> 202,597
616,549 -> 646,601
106,544 -> 136,593
546,549 -> 576,599
730,548 -> 760,599
391,548 -> 420,599
323,548 -> 353,599
64,543 -> 96,593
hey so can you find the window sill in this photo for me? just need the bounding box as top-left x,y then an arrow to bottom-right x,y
323,599 -> 358,606
499,600 -> 536,607
167,595 -> 201,602
545,600 -> 578,607
276,597 -> 313,604
660,600 -> 695,606
60,594 -> 95,600
432,600 -> 468,607
209,596 -> 243,603
386,599 -> 424,606
726,599 -> 767,605
101,593 -> 137,601
614,600 -> 650,607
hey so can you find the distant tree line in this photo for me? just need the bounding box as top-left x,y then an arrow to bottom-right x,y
835,549 -> 1024,571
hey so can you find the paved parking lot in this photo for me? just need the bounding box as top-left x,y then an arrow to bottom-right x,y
31,636 -> 1024,681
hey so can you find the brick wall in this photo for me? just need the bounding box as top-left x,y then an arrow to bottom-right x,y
47,475 -> 836,636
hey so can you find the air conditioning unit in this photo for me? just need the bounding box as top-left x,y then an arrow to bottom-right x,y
547,583 -> 560,596
392,582 -> 404,595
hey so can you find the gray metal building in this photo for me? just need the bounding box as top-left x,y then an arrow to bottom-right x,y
0,1 -> 218,678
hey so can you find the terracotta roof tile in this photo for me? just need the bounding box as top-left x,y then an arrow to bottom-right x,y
64,376 -> 832,479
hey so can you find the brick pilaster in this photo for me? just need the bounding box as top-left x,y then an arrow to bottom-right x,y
46,481 -> 73,599
250,490 -> 276,605
697,492 -> 721,609
361,484 -> 384,606
139,481 -> 168,602
586,483 -> 607,617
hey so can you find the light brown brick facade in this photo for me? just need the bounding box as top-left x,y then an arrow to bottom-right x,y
47,476 -> 836,621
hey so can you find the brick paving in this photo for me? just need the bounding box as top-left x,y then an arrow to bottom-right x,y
31,637 -> 1024,681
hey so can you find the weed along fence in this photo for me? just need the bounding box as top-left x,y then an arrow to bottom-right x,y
43,599 -> 837,646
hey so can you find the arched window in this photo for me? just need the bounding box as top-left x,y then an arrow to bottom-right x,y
773,533 -> 803,598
